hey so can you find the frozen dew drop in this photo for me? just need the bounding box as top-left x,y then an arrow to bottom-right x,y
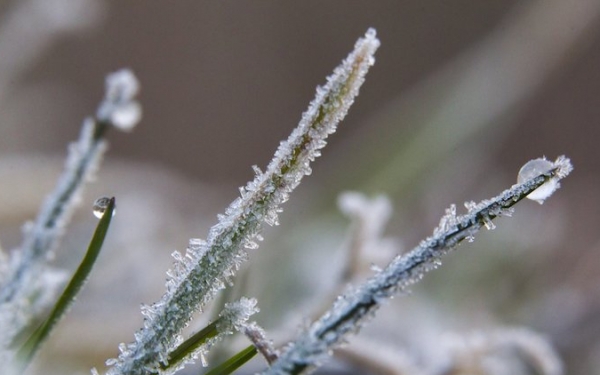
110,101 -> 142,131
92,196 -> 115,219
517,158 -> 557,204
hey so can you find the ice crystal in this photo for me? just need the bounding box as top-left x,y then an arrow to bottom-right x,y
217,297 -> 258,333
103,29 -> 379,375
434,204 -> 458,237
261,156 -> 572,375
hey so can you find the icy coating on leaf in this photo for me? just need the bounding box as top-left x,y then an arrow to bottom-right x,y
103,29 -> 379,375
262,156 -> 572,375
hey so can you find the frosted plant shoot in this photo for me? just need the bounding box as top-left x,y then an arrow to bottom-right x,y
104,28 -> 380,375
0,69 -> 141,363
262,156 -> 572,375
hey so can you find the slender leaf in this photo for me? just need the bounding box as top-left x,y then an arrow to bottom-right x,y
159,321 -> 220,371
16,198 -> 116,370
204,345 -> 257,375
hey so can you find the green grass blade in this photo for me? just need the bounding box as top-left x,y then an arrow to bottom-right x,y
203,345 -> 257,375
159,320 -> 220,371
16,197 -> 116,371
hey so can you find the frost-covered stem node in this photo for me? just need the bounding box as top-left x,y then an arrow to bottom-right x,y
104,29 -> 379,375
261,156 -> 572,375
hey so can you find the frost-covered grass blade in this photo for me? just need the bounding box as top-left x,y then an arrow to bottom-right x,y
103,29 -> 379,375
262,156 -> 572,375
15,198 -> 116,372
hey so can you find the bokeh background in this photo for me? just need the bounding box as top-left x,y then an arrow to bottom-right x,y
1,1 -> 599,374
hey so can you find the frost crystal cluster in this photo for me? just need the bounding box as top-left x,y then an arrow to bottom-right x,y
104,29 -> 380,375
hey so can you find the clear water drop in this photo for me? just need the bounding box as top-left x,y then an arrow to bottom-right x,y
517,158 -> 557,204
92,196 -> 115,218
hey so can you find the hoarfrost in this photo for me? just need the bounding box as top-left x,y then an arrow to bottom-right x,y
105,30 -> 379,375
482,214 -> 496,230
434,204 -> 458,237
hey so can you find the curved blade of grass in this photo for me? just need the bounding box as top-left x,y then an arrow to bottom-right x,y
158,320 -> 220,372
15,197 -> 116,371
204,345 -> 257,375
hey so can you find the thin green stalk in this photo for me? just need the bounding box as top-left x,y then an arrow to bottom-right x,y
204,345 -> 257,375
15,198 -> 116,371
159,321 -> 220,371
106,29 -> 379,375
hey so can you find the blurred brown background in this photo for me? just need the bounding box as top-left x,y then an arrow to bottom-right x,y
1,1 -> 599,374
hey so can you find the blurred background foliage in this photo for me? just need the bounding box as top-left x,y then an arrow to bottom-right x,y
0,1 -> 599,374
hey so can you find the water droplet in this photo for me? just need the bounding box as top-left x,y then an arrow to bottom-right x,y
517,158 -> 557,204
92,196 -> 115,218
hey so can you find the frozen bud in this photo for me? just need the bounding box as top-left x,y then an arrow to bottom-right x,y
105,69 -> 139,102
97,69 -> 142,131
